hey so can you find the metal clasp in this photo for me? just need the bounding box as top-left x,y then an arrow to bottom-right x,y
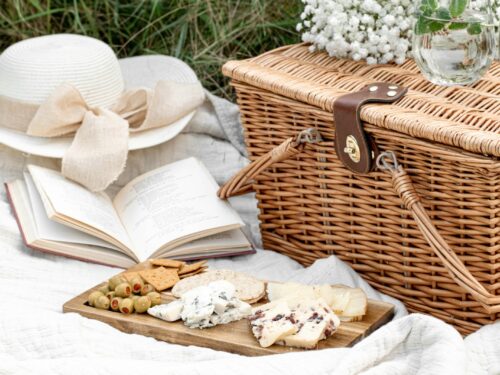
343,135 -> 361,163
295,128 -> 323,145
376,151 -> 400,172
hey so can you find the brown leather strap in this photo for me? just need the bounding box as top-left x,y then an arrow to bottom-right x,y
334,83 -> 407,174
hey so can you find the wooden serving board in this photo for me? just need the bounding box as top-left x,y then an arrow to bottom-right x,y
63,262 -> 394,356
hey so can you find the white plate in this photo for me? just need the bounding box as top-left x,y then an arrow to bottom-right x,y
0,111 -> 194,159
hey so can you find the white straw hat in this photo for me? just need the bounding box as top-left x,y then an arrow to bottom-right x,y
0,34 -> 205,191
0,34 -> 124,108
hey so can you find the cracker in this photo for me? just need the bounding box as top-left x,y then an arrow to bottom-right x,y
179,266 -> 207,279
150,259 -> 185,268
172,269 -> 265,303
245,288 -> 266,304
178,260 -> 207,275
122,271 -> 142,283
139,267 -> 179,291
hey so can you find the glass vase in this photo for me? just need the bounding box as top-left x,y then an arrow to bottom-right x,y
412,0 -> 497,86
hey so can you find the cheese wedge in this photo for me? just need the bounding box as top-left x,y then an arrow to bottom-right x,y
325,286 -> 351,314
266,282 -> 367,321
148,280 -> 251,329
248,300 -> 297,348
148,299 -> 183,322
267,282 -> 315,301
279,299 -> 340,349
249,298 -> 341,349
337,287 -> 367,322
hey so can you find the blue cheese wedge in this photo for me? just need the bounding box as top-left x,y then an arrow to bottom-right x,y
148,299 -> 183,322
147,280 -> 251,329
181,285 -> 216,328
211,302 -> 252,325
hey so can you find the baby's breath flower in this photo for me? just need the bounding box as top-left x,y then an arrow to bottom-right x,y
298,0 -> 415,64
298,0 -> 499,64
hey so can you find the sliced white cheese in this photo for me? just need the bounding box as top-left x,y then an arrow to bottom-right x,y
248,300 -> 298,348
338,287 -> 367,321
259,319 -> 297,348
283,319 -> 328,349
280,298 -> 340,349
266,282 -> 367,321
267,282 -> 315,301
326,286 -> 351,314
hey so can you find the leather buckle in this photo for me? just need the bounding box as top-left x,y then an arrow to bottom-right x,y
333,82 -> 407,174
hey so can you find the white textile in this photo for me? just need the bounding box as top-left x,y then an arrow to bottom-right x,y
0,59 -> 499,375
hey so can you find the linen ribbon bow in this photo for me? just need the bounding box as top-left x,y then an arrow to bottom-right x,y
8,80 -> 205,191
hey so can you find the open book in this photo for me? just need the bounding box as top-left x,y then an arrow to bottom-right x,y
5,157 -> 254,268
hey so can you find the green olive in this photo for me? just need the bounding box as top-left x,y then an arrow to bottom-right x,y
134,296 -> 151,313
119,298 -> 134,314
95,295 -> 110,310
88,291 -> 104,307
108,275 -> 127,291
131,295 -> 141,302
147,292 -> 161,307
106,291 -> 116,300
110,296 -> 123,311
115,282 -> 131,297
130,276 -> 144,294
98,283 -> 110,294
141,284 -> 155,296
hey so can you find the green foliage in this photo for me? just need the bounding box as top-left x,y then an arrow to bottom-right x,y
467,22 -> 483,34
419,0 -> 439,16
415,0 -> 488,36
435,7 -> 451,20
0,0 -> 302,99
449,0 -> 467,18
448,21 -> 468,29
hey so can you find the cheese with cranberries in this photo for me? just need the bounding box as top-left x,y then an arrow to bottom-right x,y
278,299 -> 340,349
248,301 -> 297,348
248,298 -> 340,349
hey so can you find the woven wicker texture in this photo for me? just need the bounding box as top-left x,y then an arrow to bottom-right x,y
222,44 -> 500,334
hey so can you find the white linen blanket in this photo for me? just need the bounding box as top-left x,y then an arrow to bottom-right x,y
0,57 -> 499,375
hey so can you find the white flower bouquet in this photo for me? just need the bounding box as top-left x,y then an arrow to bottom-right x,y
297,0 -> 500,64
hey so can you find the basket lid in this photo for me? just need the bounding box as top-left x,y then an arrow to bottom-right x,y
223,44 -> 500,158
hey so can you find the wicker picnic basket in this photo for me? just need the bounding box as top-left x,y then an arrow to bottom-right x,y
218,44 -> 500,334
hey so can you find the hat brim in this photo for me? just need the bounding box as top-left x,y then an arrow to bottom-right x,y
0,55 -> 199,158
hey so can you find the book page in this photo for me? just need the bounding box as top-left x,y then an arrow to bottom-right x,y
27,165 -> 134,252
165,228 -> 251,257
7,179 -> 136,269
113,157 -> 244,260
24,173 -> 120,250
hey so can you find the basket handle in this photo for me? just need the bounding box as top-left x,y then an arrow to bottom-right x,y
376,151 -> 500,314
217,128 -> 322,199
218,130 -> 500,314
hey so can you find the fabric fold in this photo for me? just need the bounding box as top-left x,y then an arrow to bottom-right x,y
62,108 -> 130,192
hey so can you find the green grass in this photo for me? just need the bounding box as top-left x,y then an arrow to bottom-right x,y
0,0 -> 302,99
